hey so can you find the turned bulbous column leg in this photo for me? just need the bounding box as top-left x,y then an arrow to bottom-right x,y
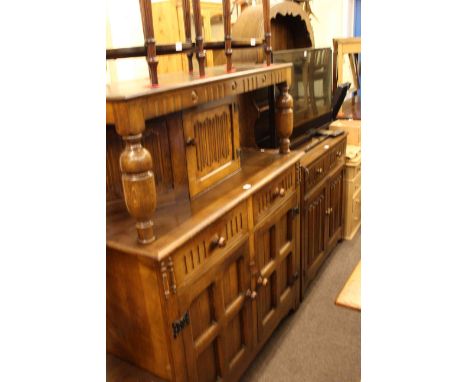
120,134 -> 157,244
275,83 -> 294,154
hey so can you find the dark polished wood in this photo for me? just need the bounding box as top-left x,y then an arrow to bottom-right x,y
275,83 -> 293,154
222,0 -> 233,71
262,0 -> 272,65
181,0 -> 194,71
298,134 -> 347,297
192,0 -> 206,76
139,0 -> 159,85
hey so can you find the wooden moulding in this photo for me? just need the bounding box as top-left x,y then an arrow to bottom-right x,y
275,83 -> 293,154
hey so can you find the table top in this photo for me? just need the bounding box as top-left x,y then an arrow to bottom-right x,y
106,63 -> 292,101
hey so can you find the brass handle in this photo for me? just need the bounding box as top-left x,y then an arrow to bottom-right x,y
336,151 -> 342,157
191,90 -> 198,103
186,137 -> 196,146
325,207 -> 333,215
231,81 -> 237,90
315,167 -> 323,174
211,234 -> 226,249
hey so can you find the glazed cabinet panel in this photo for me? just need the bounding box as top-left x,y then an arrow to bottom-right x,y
177,240 -> 254,382
255,194 -> 300,343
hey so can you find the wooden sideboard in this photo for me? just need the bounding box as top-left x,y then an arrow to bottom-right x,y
107,62 -> 347,381
298,135 -> 347,296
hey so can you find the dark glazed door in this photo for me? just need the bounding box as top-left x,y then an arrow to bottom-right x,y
178,240 -> 253,382
255,196 -> 299,344
303,183 -> 327,288
326,167 -> 345,249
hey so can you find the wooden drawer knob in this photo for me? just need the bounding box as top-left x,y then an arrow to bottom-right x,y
186,137 -> 196,146
211,234 -> 226,248
246,289 -> 257,299
315,167 -> 323,174
273,187 -> 286,198
257,276 -> 268,286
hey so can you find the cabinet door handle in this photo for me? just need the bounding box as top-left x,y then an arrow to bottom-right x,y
257,276 -> 268,286
245,289 -> 257,300
186,137 -> 196,146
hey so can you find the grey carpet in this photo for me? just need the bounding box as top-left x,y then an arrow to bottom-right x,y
241,230 -> 361,382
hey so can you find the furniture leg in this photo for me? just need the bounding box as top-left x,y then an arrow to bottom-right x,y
275,83 -> 293,154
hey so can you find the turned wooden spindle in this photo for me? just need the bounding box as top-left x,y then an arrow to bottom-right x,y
222,0 -> 233,71
275,83 -> 293,154
139,0 -> 159,85
119,134 -> 157,244
192,0 -> 206,76
262,0 -> 272,65
181,0 -> 194,72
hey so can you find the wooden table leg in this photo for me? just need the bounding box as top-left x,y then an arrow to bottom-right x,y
276,83 -> 293,154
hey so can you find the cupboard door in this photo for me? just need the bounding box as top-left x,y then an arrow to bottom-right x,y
302,184 -> 327,291
178,241 -> 253,382
326,167 -> 345,248
183,103 -> 241,198
255,196 -> 299,344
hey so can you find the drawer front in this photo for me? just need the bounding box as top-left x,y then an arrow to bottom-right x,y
303,157 -> 327,194
253,165 -> 296,225
328,140 -> 346,171
171,201 -> 249,291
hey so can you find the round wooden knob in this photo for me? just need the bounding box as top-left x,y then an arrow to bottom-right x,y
186,137 -> 196,146
250,291 -> 257,300
217,236 -> 226,248
262,277 -> 268,286
191,90 -> 198,103
211,234 -> 226,249
231,81 -> 237,90
316,168 -> 323,174
279,188 -> 285,197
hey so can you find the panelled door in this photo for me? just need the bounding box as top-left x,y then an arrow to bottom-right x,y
177,240 -> 253,382
302,183 -> 327,290
255,195 -> 299,344
326,167 -> 345,249
183,103 -> 241,198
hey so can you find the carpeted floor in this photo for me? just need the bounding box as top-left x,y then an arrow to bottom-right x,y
241,230 -> 361,382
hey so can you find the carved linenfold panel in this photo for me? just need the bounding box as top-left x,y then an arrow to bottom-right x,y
194,110 -> 231,175
184,103 -> 241,197
173,202 -> 248,289
253,166 -> 296,224
106,120 -> 179,208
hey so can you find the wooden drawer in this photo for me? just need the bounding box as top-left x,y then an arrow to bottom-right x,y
171,201 -> 249,291
252,165 -> 296,225
328,140 -> 346,171
303,157 -> 327,194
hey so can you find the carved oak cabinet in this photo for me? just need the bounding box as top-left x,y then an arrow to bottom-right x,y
107,64 -> 304,382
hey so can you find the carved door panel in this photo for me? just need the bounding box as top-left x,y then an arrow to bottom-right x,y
183,103 -> 241,198
177,241 -> 253,382
326,167 -> 345,249
255,196 -> 299,344
302,184 -> 327,288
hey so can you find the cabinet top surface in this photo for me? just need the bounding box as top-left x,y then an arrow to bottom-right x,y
106,63 -> 292,101
107,149 -> 302,261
